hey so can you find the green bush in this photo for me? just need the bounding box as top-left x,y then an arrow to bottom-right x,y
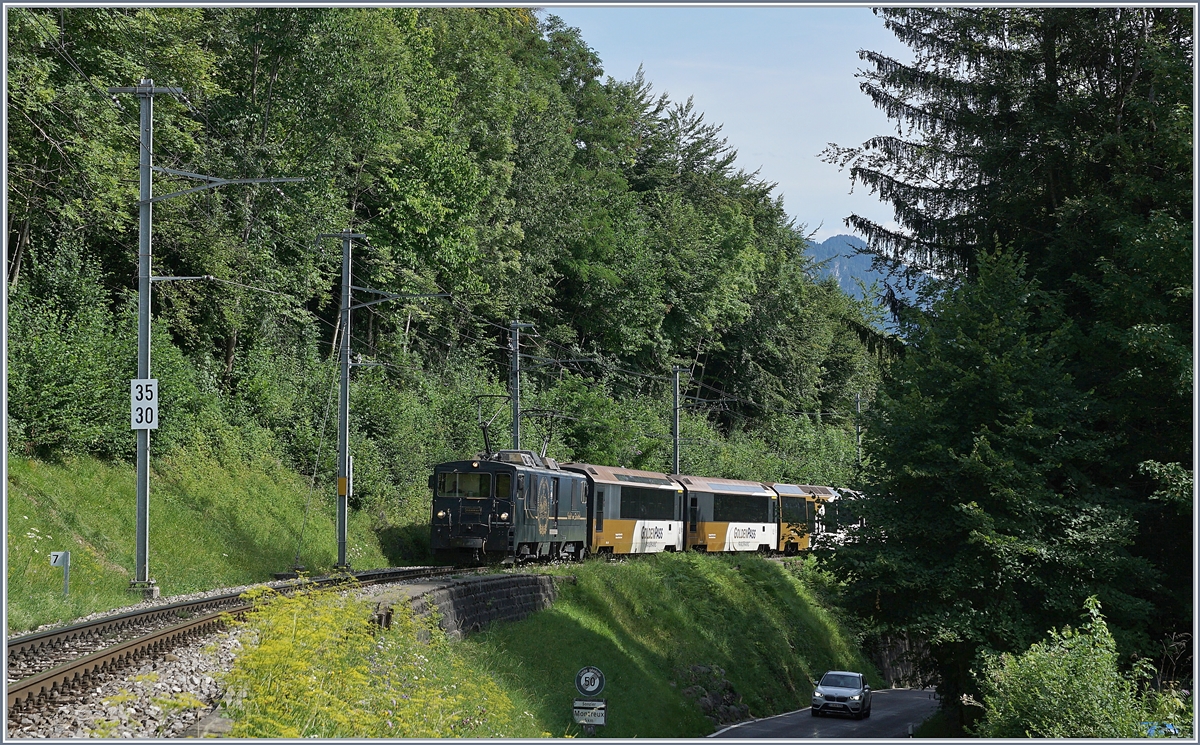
972,597 -> 1154,737
8,251 -> 135,460
221,584 -> 544,738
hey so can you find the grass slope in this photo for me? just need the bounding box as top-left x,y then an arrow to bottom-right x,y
6,453 -> 391,634
463,552 -> 882,738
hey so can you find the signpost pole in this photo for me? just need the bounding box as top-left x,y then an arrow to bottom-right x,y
134,81 -> 157,596
573,666 -> 607,734
50,551 -> 70,596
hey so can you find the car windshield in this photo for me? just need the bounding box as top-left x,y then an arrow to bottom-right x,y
820,673 -> 861,689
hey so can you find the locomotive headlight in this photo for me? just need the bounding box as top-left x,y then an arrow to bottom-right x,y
436,510 -> 446,519
499,512 -> 509,521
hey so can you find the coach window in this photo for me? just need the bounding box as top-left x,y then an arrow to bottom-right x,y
781,496 -> 807,527
713,493 -> 771,523
595,489 -> 605,532
619,487 -> 674,521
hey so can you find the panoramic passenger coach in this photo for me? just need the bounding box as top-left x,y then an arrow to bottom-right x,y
676,475 -> 779,552
562,463 -> 684,555
768,482 -> 817,554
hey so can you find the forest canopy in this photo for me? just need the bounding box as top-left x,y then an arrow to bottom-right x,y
7,7 -> 880,488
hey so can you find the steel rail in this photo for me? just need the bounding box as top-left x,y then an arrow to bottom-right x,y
8,595 -> 245,660
7,565 -> 473,713
8,606 -> 236,710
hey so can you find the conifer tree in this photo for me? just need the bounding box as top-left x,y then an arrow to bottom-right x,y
827,7 -> 1192,707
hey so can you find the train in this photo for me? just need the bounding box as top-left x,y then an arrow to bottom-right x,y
429,449 -> 848,563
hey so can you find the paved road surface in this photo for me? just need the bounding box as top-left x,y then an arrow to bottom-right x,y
711,688 -> 941,739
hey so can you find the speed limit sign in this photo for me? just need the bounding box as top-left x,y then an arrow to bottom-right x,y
130,379 -> 159,430
575,666 -> 605,697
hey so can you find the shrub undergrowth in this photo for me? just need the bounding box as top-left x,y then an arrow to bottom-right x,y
972,597 -> 1194,738
221,584 -> 544,738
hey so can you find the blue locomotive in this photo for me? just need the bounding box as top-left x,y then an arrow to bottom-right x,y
429,450 -> 589,562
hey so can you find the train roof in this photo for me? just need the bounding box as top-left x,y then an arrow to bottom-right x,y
440,451 -> 581,477
561,462 -> 680,489
673,474 -> 775,496
768,483 -> 839,498
799,485 -> 840,497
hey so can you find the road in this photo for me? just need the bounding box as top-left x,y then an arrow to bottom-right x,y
711,688 -> 941,739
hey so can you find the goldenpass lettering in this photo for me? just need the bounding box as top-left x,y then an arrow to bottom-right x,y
640,525 -> 664,540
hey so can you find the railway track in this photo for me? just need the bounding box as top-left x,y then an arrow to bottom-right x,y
6,565 -> 468,717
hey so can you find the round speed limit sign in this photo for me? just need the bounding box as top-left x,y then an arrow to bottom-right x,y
575,666 -> 605,697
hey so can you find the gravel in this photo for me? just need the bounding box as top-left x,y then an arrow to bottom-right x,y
6,581 -> 283,740
6,627 -> 244,739
6,571 -> 453,739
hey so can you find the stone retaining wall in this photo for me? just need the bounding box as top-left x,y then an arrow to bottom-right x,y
867,632 -> 936,688
375,573 -> 571,640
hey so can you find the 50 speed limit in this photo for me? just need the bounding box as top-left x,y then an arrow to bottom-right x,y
130,379 -> 159,430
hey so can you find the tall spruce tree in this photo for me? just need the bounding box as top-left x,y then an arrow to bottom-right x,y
837,250 -> 1155,706
826,7 -> 1192,707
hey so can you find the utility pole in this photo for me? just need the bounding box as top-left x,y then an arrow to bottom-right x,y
110,78 -> 302,595
109,79 -> 303,597
318,230 -> 446,571
856,391 -> 862,468
510,320 -> 533,450
335,230 -> 363,571
123,79 -> 176,598
672,366 -> 682,474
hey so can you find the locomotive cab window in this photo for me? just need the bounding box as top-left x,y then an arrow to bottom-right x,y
437,472 -> 492,499
496,472 -> 512,500
526,476 -> 539,513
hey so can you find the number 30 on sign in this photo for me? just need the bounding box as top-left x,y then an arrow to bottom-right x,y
130,379 -> 159,430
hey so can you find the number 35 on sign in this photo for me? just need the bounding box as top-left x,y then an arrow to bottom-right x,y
130,379 -> 159,430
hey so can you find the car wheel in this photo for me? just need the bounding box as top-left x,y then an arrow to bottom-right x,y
863,704 -> 871,719
811,708 -> 819,717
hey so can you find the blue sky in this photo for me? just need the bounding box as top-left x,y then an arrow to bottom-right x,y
542,6 -> 912,243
